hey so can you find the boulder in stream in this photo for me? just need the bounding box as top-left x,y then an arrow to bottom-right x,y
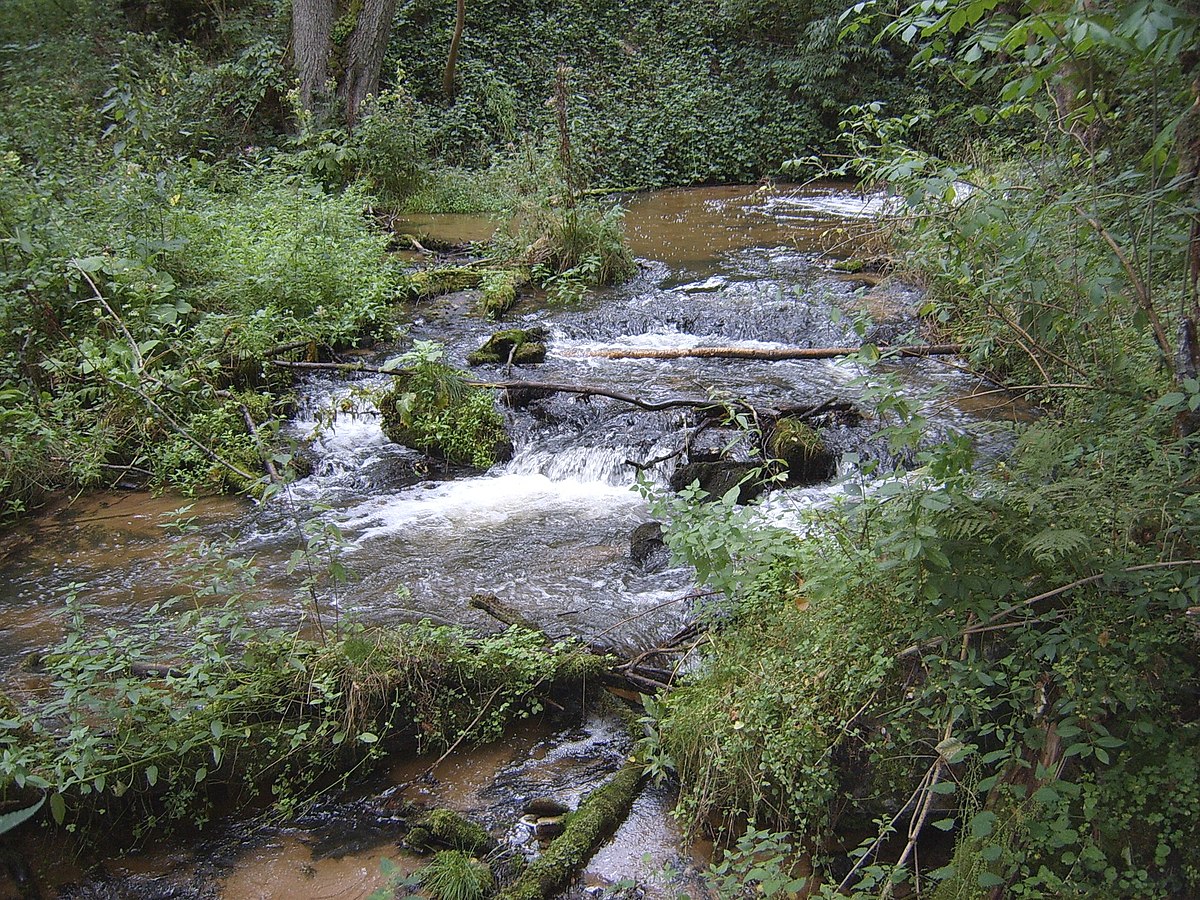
670,460 -> 764,504
769,417 -> 836,486
378,374 -> 513,469
467,328 -> 548,367
630,522 -> 670,573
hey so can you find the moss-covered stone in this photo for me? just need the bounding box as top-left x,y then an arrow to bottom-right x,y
480,269 -> 530,318
768,418 -> 835,486
378,377 -> 512,469
417,808 -> 498,855
466,328 -> 548,367
495,765 -> 645,900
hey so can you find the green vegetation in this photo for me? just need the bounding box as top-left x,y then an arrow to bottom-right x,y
382,0 -> 960,189
378,341 -> 512,468
496,764 -> 644,900
421,849 -> 496,900
0,533 -> 598,833
625,2 -> 1200,897
4,0 -> 1199,897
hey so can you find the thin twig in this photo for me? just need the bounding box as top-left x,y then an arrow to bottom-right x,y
1074,206 -> 1173,370
381,684 -> 505,801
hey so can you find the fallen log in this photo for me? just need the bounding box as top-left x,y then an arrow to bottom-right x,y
495,763 -> 646,900
570,343 -> 963,361
470,592 -> 693,693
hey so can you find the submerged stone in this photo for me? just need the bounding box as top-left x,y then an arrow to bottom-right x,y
630,522 -> 669,573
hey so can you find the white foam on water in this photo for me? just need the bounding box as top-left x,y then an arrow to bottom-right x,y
339,471 -> 645,549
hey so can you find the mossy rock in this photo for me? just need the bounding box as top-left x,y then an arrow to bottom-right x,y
768,418 -> 835,486
480,269 -> 530,318
378,382 -> 512,469
403,267 -> 485,301
466,328 -> 548,367
419,808 -> 498,855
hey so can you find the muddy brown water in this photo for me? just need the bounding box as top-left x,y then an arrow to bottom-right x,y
0,182 -> 1023,898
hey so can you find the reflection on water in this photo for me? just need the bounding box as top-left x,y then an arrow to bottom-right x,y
622,182 -> 883,272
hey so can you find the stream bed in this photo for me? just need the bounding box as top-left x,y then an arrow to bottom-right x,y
0,183 -> 1020,899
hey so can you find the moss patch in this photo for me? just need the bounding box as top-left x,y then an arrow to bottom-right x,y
495,764 -> 645,900
480,269 -> 530,318
466,328 -> 547,366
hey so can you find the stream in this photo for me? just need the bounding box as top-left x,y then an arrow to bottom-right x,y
0,183 -> 1021,899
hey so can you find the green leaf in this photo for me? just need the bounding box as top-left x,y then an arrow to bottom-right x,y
0,796 -> 45,835
146,765 -> 158,786
970,810 -> 997,839
1032,785 -> 1059,805
49,793 -> 65,825
978,871 -> 1005,888
359,731 -> 379,744
72,256 -> 105,273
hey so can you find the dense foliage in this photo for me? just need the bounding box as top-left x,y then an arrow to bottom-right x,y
631,1 -> 1200,897
380,0 -> 960,191
4,0 -> 1200,897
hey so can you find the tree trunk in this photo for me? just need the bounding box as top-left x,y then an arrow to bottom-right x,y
443,0 -> 466,100
292,0 -> 396,128
292,0 -> 335,116
337,0 -> 399,127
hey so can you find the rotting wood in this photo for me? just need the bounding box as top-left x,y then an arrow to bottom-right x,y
570,343 -> 963,361
469,593 -> 545,633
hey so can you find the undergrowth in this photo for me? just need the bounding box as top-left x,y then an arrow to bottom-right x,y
0,539 -> 599,837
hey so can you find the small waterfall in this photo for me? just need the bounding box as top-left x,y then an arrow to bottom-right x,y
504,442 -> 676,488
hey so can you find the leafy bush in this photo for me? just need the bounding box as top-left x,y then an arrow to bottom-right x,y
378,342 -> 511,469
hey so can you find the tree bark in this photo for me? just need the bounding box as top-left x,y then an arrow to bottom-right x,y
337,0 -> 399,127
443,0 -> 466,100
292,0 -> 335,116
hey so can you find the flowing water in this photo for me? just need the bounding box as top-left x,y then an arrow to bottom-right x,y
0,182 -> 1023,898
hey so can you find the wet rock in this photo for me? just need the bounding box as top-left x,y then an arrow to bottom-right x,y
629,523 -> 669,573
669,461 -> 763,504
409,809 -> 498,856
686,427 -> 757,464
467,328 -> 548,367
519,813 -> 567,840
522,798 -> 571,818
